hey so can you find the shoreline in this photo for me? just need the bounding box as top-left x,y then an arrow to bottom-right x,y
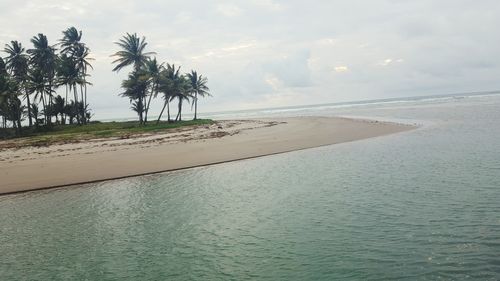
0,117 -> 416,195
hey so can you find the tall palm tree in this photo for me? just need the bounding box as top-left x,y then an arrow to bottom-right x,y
57,54 -> 77,103
60,28 -> 93,124
27,67 -> 51,125
28,33 -> 58,124
4,41 -> 32,126
59,27 -> 83,55
186,70 -> 210,120
0,61 -> 24,132
111,33 -> 155,72
57,54 -> 87,124
28,34 -> 58,75
157,64 -> 183,123
72,44 -> 93,116
142,57 -> 163,123
173,76 -> 192,122
0,58 -> 9,128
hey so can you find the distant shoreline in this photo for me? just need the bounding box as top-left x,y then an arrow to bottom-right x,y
0,117 -> 415,195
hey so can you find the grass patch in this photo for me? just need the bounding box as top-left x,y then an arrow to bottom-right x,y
0,119 -> 214,147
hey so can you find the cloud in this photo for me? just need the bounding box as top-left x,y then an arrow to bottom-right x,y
264,75 -> 283,91
1,0 -> 500,116
378,58 -> 403,67
216,3 -> 242,17
251,0 -> 284,11
334,66 -> 349,73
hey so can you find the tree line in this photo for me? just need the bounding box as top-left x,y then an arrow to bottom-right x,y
111,33 -> 210,124
0,27 -> 93,135
0,29 -> 211,137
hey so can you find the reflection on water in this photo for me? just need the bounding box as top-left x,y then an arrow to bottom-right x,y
1,94 -> 500,280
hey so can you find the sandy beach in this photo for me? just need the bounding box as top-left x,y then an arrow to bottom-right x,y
0,117 -> 414,194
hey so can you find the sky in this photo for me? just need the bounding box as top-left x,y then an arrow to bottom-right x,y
1,0 -> 500,119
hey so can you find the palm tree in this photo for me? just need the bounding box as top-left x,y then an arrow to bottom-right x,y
111,33 -> 155,72
0,58 -> 9,128
31,104 -> 40,127
173,76 -> 192,122
27,33 -> 58,124
3,96 -> 25,133
120,70 -> 149,124
131,100 -> 144,120
142,58 -> 163,123
4,41 -> 32,126
157,64 -> 183,123
57,54 -> 78,104
60,27 -> 93,124
63,101 -> 77,125
59,27 -> 83,55
0,62 -> 24,133
57,53 -> 89,124
27,67 -> 50,124
53,95 -> 65,124
72,44 -> 93,121
186,70 -> 210,120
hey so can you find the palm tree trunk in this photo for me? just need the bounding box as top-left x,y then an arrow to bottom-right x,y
167,100 -> 171,122
176,98 -> 182,122
73,86 -> 80,125
16,101 -> 22,132
48,77 -> 54,125
84,83 -> 87,111
138,98 -> 144,125
25,89 -> 32,127
180,99 -> 183,121
79,84 -> 85,124
84,84 -> 88,124
40,93 -> 47,124
194,92 -> 198,120
48,94 -> 53,125
65,85 -> 68,106
13,118 -> 19,136
64,85 -> 68,123
142,96 -> 146,125
144,85 -> 155,124
157,100 -> 167,124
72,85 -> 78,104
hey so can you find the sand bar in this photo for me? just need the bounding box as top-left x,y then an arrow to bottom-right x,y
0,117 -> 415,194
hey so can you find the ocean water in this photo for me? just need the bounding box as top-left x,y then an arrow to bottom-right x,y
1,93 -> 500,280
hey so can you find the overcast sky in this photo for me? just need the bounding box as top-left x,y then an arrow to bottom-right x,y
1,0 -> 499,119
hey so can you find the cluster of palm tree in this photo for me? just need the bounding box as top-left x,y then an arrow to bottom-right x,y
112,33 -> 210,124
0,27 -> 93,134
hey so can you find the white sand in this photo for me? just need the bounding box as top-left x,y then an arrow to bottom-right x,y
0,117 -> 414,194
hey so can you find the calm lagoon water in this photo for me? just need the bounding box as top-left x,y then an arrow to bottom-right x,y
1,94 -> 500,280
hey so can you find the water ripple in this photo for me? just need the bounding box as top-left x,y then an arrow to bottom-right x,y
2,97 -> 500,280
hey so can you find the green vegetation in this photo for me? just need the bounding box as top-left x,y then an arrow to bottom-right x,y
0,119 -> 214,147
0,29 -> 212,141
0,27 -> 93,137
112,33 -> 211,124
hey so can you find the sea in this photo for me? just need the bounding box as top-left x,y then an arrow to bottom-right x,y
1,92 -> 499,280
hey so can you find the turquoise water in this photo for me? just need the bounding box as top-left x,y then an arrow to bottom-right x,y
1,94 -> 500,280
